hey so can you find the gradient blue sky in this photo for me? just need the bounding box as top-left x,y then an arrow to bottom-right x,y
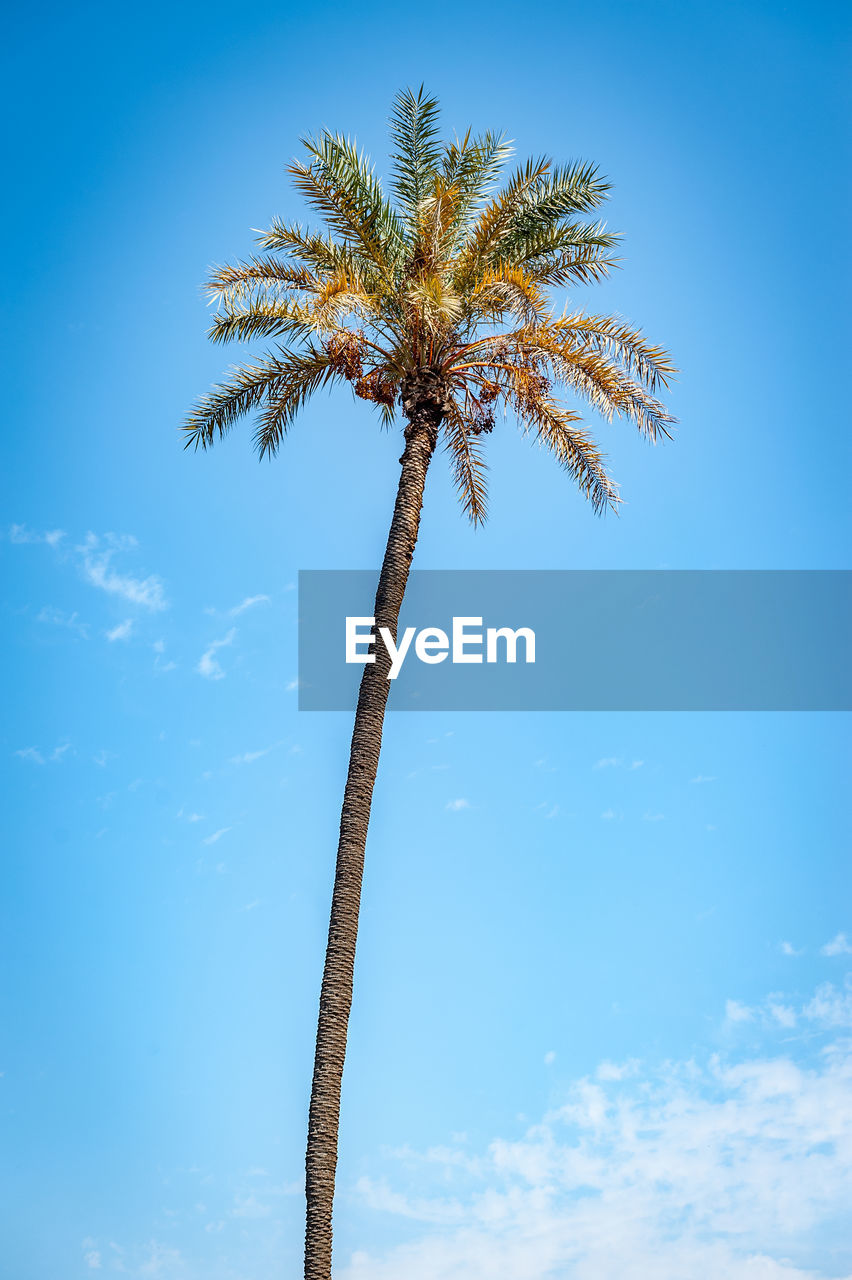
2,1 -> 851,1277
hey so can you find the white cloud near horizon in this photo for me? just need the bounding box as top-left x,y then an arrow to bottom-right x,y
341,973 -> 852,1280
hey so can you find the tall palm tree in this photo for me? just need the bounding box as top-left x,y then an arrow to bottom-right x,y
185,87 -> 675,1279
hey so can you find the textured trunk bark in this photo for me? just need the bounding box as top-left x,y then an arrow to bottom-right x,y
304,380 -> 443,1280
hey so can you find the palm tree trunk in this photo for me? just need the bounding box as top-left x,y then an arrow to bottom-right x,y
304,378 -> 443,1280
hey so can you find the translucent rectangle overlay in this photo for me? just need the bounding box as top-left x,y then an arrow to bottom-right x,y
298,571 -> 851,712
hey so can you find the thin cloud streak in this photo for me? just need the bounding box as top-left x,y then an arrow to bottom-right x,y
198,629 -> 236,680
228,594 -> 271,616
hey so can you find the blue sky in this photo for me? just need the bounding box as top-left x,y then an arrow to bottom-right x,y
2,1 -> 851,1277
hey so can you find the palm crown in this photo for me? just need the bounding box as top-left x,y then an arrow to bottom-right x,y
185,87 -> 676,522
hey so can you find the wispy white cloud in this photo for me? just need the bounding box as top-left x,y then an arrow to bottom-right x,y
691,774 -> 716,784
77,533 -> 167,611
231,1190 -> 271,1218
229,741 -> 283,765
821,932 -> 852,957
228,594 -> 271,617
446,798 -> 470,812
177,809 -> 205,823
804,977 -> 852,1027
105,619 -> 133,642
36,606 -> 88,637
593,757 -> 647,774
780,941 -> 804,957
596,1058 -> 639,1081
198,629 -> 236,681
202,827 -> 231,846
340,975 -> 852,1280
768,1001 -> 797,1029
135,1239 -> 184,1275
80,1238 -> 101,1269
15,743 -> 70,765
725,999 -> 754,1023
151,639 -> 177,673
8,523 -> 65,546
725,978 -> 852,1033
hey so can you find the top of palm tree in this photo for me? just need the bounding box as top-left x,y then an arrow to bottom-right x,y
184,87 -> 676,522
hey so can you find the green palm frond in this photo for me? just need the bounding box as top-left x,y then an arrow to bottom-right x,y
252,344 -> 341,458
454,155 -> 552,285
507,219 -> 620,270
528,243 -> 619,287
290,133 -> 406,273
184,345 -> 339,453
502,161 -> 611,244
513,389 -> 621,515
547,345 -> 675,441
553,313 -> 677,391
184,353 -> 292,449
389,86 -> 442,231
256,220 -> 351,267
443,399 -> 489,525
207,256 -> 318,301
438,129 -> 513,245
441,129 -> 511,202
208,297 -> 312,345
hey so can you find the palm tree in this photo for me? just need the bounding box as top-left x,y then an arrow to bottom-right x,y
185,87 -> 675,1279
